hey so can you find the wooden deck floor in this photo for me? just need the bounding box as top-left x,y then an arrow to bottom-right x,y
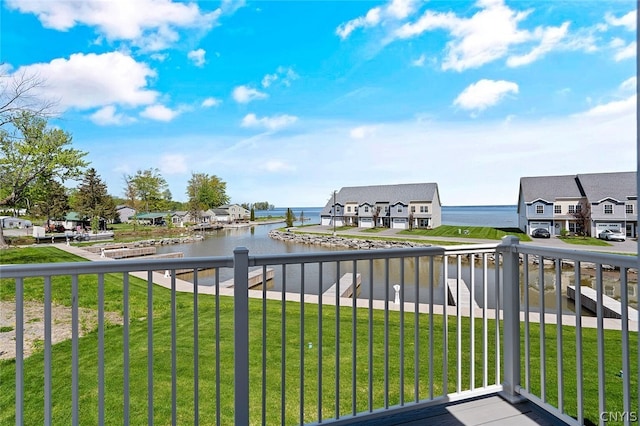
346,394 -> 569,426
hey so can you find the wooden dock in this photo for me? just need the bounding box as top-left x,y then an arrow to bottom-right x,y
219,268 -> 275,289
100,247 -> 156,259
447,278 -> 480,310
324,273 -> 362,298
567,285 -> 639,319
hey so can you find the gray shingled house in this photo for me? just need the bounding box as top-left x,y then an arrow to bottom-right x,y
320,183 -> 441,230
517,171 -> 637,237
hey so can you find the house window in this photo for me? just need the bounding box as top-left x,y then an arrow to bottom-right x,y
568,205 -> 575,214
411,206 -> 415,213
420,206 -> 428,213
397,206 -> 402,213
626,205 -> 634,214
576,204 -> 582,212
347,206 -> 351,212
605,285 -> 615,297
604,204 -> 613,214
364,206 -> 369,213
536,205 -> 544,214
554,205 -> 562,214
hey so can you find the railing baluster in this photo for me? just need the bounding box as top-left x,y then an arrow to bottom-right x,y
482,254 -> 488,389
262,265 -> 267,426
575,261 -> 583,425
494,252 -> 501,386
619,268 -> 631,420
317,262 -> 323,423
300,263 -> 305,425
99,273 -> 106,426
281,264 -> 287,424
215,267 -> 221,426
524,255 -> 530,391
146,271 -> 153,426
384,258 -> 389,408
595,264 -> 605,424
470,253 -> 475,391
554,259 -> 564,414
351,260 -> 357,415
170,269 -> 176,426
539,255 -> 546,402
44,276 -> 52,426
414,255 -> 420,402
15,277 -> 24,426
193,269 -> 200,426
456,255 -> 462,393
72,275 -> 79,425
368,259 -> 374,413
335,261 -> 341,418
429,256 -> 434,400
399,257 -> 405,404
442,255 -> 448,395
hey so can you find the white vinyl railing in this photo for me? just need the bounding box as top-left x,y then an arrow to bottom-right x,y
1,237 -> 638,425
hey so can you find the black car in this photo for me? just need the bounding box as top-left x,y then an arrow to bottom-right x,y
531,228 -> 550,238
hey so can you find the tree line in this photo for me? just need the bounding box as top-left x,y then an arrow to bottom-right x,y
0,72 -> 270,246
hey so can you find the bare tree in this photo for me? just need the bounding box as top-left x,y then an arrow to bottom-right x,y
572,200 -> 591,238
0,70 -> 58,126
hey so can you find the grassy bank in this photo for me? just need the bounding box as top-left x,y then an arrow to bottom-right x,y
399,225 -> 532,241
1,247 -> 637,424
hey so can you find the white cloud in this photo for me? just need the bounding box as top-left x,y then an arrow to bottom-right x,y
619,76 -> 636,92
201,97 -> 221,107
349,125 -> 377,139
159,153 -> 188,174
411,54 -> 426,67
232,85 -> 268,103
5,0 -> 233,51
453,79 -> 519,113
89,105 -> 135,125
575,94 -> 636,119
140,104 -> 180,121
613,40 -> 636,61
336,0 -> 418,39
188,48 -> 206,67
262,160 -> 295,173
241,113 -> 298,131
262,66 -> 299,88
14,52 -> 158,110
506,22 -> 569,67
605,10 -> 637,31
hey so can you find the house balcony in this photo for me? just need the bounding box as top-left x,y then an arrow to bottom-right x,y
1,238 -> 638,425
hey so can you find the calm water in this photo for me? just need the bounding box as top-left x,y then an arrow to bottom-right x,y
255,205 -> 518,228
154,205 -> 587,313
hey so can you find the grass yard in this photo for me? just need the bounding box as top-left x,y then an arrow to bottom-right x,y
399,225 -> 532,242
1,247 -> 637,425
557,236 -> 612,247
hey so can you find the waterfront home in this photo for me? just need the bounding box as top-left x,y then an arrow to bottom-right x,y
320,183 -> 441,229
218,204 -> 251,222
115,205 -> 135,223
517,171 -> 637,237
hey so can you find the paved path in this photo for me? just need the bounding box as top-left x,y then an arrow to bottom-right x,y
298,225 -> 638,254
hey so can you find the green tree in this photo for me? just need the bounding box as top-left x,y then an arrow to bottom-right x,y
186,172 -> 230,216
285,208 -> 295,227
250,207 -> 255,221
127,168 -> 168,212
27,176 -> 71,228
0,112 -> 87,246
74,168 -> 117,232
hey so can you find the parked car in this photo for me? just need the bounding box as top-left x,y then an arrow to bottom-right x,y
532,228 -> 550,238
598,229 -> 626,241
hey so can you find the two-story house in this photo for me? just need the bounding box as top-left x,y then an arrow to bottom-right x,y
320,183 -> 441,230
518,171 -> 637,238
218,204 -> 250,222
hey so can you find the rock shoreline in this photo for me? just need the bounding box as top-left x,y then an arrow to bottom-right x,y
268,229 -> 431,250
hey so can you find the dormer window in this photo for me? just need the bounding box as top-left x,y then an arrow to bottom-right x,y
626,205 -> 633,214
604,204 -> 613,214
536,205 -> 544,214
397,206 -> 402,213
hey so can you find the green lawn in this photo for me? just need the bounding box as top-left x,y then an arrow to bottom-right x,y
399,225 -> 532,242
1,247 -> 637,425
557,236 -> 612,247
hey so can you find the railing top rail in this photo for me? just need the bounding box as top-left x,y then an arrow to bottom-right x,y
0,256 -> 234,278
513,244 -> 637,269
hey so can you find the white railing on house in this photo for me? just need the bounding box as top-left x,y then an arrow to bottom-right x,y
1,237 -> 638,425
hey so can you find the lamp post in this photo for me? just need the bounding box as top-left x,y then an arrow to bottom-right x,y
333,189 -> 337,237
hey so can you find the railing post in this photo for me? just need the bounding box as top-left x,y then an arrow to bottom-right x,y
499,236 -> 525,403
233,247 -> 250,425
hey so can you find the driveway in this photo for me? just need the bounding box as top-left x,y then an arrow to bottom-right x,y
299,225 -> 638,255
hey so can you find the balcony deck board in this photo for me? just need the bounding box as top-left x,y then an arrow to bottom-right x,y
345,394 -> 569,426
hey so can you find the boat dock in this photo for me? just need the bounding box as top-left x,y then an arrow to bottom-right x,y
323,273 -> 362,298
219,268 -> 275,289
567,285 -> 639,319
446,278 -> 480,310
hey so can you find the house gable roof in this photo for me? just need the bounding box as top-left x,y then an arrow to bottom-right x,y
321,183 -> 439,215
519,175 -> 583,204
577,172 -> 636,204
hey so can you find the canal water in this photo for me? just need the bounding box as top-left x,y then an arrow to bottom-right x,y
155,222 -> 599,314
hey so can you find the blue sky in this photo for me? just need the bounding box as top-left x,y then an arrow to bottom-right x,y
1,0 -> 636,207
